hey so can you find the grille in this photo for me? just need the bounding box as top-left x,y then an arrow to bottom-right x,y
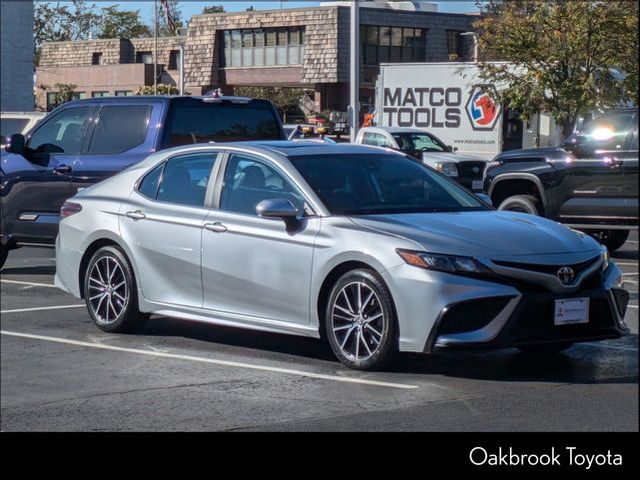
457,161 -> 486,179
437,296 -> 514,335
492,255 -> 600,276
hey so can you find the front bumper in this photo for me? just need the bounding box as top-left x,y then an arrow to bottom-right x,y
429,263 -> 629,351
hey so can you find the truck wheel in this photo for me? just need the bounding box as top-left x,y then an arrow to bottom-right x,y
586,230 -> 630,252
498,195 -> 540,216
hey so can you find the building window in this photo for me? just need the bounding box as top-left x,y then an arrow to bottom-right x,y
136,51 -> 153,64
446,30 -> 463,60
71,92 -> 86,100
92,52 -> 103,65
221,27 -> 305,68
115,90 -> 133,96
168,50 -> 180,70
46,92 -> 58,112
361,26 -> 426,65
92,91 -> 109,98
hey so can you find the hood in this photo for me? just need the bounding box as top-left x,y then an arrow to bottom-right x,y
349,210 -> 601,260
421,151 -> 484,163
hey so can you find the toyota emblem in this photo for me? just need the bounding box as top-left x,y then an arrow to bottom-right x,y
472,167 -> 480,174
556,266 -> 575,284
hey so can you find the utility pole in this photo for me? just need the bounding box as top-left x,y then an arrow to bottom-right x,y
154,0 -> 158,94
349,0 -> 360,142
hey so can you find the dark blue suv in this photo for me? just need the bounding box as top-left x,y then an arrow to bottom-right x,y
0,95 -> 285,268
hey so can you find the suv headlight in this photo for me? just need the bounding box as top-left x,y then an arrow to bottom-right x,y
396,249 -> 493,276
433,162 -> 458,177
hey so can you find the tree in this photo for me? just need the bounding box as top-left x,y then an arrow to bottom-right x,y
474,0 -> 639,135
135,84 -> 180,95
34,0 -> 101,65
156,0 -> 183,36
99,5 -> 152,39
233,87 -> 305,122
202,5 -> 225,14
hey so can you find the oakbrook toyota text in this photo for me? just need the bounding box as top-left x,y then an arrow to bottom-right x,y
469,446 -> 623,469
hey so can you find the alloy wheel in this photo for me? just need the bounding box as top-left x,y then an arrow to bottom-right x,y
87,255 -> 129,325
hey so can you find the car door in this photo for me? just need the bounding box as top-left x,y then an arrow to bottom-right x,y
118,151 -> 221,308
556,110 -> 637,222
201,153 -> 320,325
72,103 -> 163,190
7,105 -> 93,243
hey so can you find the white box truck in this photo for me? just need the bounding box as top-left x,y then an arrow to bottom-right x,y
374,62 -> 564,159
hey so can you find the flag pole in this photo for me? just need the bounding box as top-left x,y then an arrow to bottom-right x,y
154,0 -> 158,94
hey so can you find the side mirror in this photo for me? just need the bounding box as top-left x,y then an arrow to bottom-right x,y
256,198 -> 300,219
476,193 -> 493,207
5,133 -> 25,155
447,145 -> 458,152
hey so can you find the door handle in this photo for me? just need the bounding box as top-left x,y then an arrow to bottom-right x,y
203,222 -> 227,233
53,164 -> 72,175
125,210 -> 146,220
608,159 -> 623,169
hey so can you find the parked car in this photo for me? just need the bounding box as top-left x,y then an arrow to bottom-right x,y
0,95 -> 286,268
354,127 -> 487,191
1,111 -> 46,148
54,141 -> 628,370
483,108 -> 638,252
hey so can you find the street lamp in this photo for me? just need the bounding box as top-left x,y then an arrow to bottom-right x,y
349,0 -> 360,142
460,32 -> 478,63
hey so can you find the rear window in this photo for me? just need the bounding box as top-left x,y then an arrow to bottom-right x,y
165,102 -> 283,146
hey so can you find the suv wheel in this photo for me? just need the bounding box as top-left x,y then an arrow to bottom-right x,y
83,245 -> 149,333
498,195 -> 540,216
325,269 -> 398,370
585,229 -> 630,252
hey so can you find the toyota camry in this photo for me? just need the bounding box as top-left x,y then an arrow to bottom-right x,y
54,142 -> 630,370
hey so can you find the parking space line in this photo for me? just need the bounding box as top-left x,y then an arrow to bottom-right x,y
1,279 -> 57,288
581,342 -> 638,352
0,330 -> 419,390
1,305 -> 85,314
627,305 -> 638,309
623,273 -> 638,277
615,262 -> 639,267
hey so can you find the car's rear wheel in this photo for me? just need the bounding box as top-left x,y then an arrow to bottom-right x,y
325,269 -> 397,370
517,342 -> 573,354
584,229 -> 630,252
83,245 -> 148,333
498,195 -> 540,216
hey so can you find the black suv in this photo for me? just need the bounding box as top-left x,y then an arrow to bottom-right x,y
483,108 -> 638,251
0,96 -> 285,268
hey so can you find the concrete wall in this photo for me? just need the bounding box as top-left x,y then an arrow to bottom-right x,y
1,1 -> 35,111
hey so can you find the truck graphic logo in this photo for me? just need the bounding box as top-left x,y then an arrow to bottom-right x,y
465,86 -> 500,131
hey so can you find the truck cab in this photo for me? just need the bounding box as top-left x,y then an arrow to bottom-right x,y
484,108 -> 638,251
0,95 -> 285,268
355,126 -> 488,191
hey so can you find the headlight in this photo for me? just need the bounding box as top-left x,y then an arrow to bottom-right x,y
396,249 -> 493,275
433,162 -> 458,177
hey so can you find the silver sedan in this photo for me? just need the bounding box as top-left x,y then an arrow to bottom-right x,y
54,142 -> 630,370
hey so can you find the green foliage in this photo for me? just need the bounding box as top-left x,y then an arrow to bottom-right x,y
134,84 -> 180,96
233,87 -> 305,121
474,0 -> 639,135
202,5 -> 225,14
99,5 -> 152,39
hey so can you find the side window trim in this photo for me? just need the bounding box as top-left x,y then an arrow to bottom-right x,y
217,151 -> 315,218
85,105 -> 153,155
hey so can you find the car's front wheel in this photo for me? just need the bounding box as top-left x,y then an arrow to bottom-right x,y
325,269 -> 397,370
584,229 -> 630,252
498,194 -> 540,216
83,245 -> 148,333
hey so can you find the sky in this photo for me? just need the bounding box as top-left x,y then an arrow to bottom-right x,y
100,1 -> 480,24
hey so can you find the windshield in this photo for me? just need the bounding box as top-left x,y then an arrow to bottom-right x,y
391,132 -> 448,154
289,153 -> 487,215
575,111 -> 635,150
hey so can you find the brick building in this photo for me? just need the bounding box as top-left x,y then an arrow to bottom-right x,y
36,1 -> 477,112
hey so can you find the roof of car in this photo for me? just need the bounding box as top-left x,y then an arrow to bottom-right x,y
229,140 -> 399,157
57,96 -> 273,108
360,126 -> 431,134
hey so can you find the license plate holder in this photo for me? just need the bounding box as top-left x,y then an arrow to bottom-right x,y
472,180 -> 484,191
554,297 -> 589,325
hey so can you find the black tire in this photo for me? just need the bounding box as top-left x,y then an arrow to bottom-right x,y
0,245 -> 7,270
83,245 -> 148,333
517,342 -> 573,354
498,194 -> 540,216
325,269 -> 398,370
585,229 -> 630,252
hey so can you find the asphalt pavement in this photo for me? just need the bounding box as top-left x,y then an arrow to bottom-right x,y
1,232 -> 637,431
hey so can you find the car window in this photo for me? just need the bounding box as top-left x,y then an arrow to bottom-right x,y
220,154 -> 306,216
137,163 -> 164,200
28,107 -> 91,154
392,133 -> 447,153
578,112 -> 635,151
289,153 -> 486,215
153,153 -> 218,207
166,103 -> 282,146
88,106 -> 151,154
1,118 -> 30,143
362,132 -> 391,147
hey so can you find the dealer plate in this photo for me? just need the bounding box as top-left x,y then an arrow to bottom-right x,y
554,297 -> 589,325
472,180 -> 484,191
